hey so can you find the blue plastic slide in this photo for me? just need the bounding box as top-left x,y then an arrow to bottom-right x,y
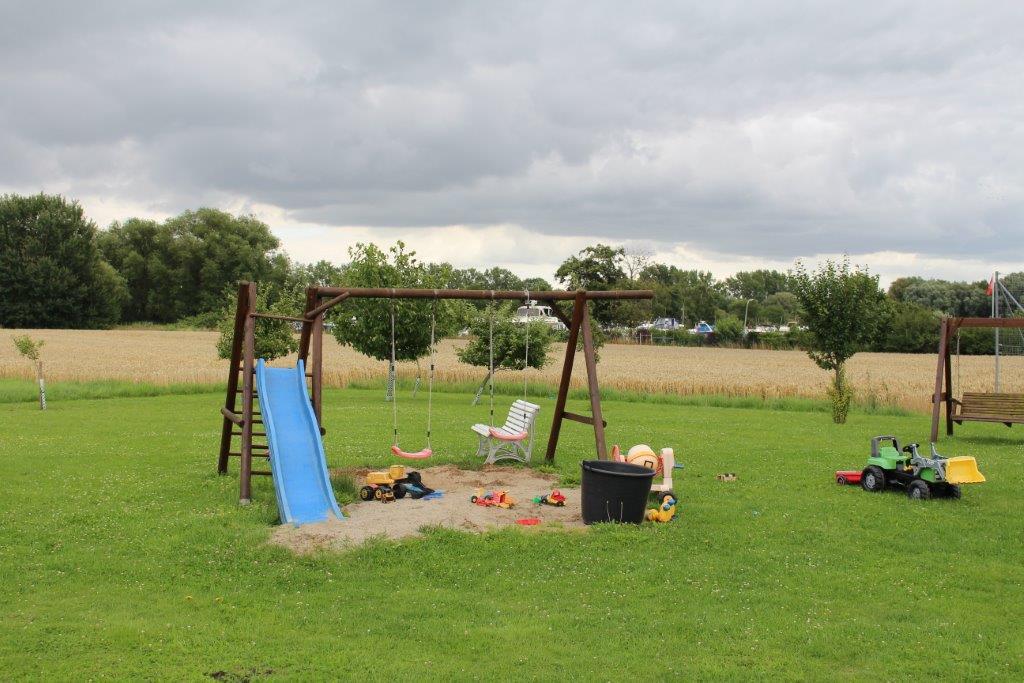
255,359 -> 343,525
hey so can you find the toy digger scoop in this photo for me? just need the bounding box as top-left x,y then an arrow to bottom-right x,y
944,456 -> 986,485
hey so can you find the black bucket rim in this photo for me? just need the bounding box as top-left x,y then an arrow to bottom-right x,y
582,460 -> 657,478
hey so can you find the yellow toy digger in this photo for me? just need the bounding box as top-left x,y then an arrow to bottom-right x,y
359,465 -> 435,503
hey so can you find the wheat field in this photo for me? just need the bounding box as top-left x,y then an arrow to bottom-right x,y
2,328 -> 1022,412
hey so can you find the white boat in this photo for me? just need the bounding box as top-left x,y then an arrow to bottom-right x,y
513,301 -> 567,331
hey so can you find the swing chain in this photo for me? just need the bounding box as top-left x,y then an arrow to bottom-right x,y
488,295 -> 495,429
390,299 -> 399,445
523,288 -> 530,399
426,299 -> 436,448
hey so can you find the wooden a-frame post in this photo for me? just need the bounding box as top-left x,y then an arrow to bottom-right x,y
541,291 -> 608,462
930,317 -> 951,443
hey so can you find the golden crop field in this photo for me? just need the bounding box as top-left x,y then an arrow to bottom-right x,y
2,328 -> 1022,413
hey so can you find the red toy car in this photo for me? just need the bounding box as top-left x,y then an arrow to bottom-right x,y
835,470 -> 862,485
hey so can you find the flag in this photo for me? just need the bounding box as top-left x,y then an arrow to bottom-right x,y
986,275 -> 994,296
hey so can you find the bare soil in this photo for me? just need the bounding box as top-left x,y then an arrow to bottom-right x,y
269,465 -> 585,553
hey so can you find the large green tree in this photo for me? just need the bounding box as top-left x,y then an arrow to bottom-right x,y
723,269 -> 792,301
640,264 -> 726,325
898,279 -> 988,317
791,257 -> 886,423
0,193 -> 126,328
555,244 -> 629,325
872,300 -> 940,353
99,208 -> 281,322
555,244 -> 625,291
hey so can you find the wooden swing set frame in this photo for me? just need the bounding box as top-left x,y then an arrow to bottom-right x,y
217,282 -> 653,503
930,315 -> 1024,443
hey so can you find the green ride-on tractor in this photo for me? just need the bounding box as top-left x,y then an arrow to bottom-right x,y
861,436 -> 985,500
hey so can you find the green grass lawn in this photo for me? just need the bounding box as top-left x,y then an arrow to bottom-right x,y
1,383 -> 1022,680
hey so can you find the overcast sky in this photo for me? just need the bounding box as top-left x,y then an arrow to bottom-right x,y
2,1 -> 1022,284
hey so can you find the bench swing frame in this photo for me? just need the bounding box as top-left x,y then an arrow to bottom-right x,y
930,316 -> 1024,443
218,282 -> 652,504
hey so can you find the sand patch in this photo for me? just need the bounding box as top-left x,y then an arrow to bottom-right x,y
270,465 -> 585,553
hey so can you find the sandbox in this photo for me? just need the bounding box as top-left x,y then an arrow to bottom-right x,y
270,465 -> 584,553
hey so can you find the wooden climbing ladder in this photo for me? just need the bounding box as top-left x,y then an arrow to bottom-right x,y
217,282 -> 329,504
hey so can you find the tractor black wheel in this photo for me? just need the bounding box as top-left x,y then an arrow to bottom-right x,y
359,486 -> 375,502
946,484 -> 962,500
907,480 -> 931,500
861,466 -> 886,493
374,488 -> 384,501
392,483 -> 407,499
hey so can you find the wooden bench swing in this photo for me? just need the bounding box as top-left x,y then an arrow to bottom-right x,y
930,316 -> 1024,442
217,283 -> 652,504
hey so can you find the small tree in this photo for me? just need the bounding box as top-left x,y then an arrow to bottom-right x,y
790,257 -> 886,423
458,310 -> 552,404
331,242 -> 460,362
216,287 -> 298,361
13,335 -> 46,409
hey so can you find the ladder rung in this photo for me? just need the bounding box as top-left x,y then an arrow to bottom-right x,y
235,389 -> 258,395
252,444 -> 268,450
227,452 -> 269,458
252,470 -> 272,476
232,431 -> 266,437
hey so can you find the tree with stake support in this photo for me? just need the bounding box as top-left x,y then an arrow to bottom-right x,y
12,335 -> 46,410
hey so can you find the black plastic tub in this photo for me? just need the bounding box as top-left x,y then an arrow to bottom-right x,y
580,460 -> 656,525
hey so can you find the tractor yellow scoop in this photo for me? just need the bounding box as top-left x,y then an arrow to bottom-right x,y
945,456 -> 986,484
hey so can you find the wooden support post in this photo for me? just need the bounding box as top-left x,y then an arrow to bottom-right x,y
311,313 -> 324,425
239,282 -> 257,505
545,294 -> 585,462
930,318 -> 949,443
218,283 -> 250,474
297,287 -> 317,364
579,294 -> 607,460
944,325 -> 954,437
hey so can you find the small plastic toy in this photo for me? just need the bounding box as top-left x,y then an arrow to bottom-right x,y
532,489 -> 566,507
515,517 -> 541,526
716,473 -> 737,482
646,492 -> 677,523
470,489 -> 516,508
359,465 -> 435,503
611,444 -> 682,493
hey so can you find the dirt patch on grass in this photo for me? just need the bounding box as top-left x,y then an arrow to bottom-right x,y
270,465 -> 584,553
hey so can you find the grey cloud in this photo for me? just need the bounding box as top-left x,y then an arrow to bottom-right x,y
1,1 -> 1023,260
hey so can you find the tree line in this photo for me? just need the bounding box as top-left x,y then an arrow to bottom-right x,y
0,193 -> 1017,356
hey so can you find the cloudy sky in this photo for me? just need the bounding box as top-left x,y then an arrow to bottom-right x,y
2,1 -> 1022,284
